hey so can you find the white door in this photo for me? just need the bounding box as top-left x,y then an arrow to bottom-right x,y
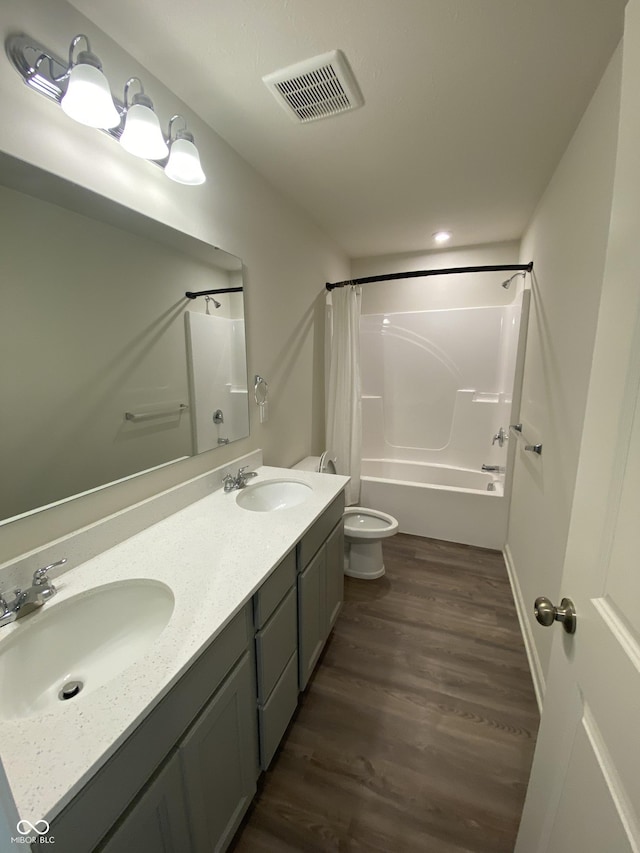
516,2 -> 640,849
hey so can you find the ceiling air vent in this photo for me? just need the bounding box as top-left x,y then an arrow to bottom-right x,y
262,49 -> 364,124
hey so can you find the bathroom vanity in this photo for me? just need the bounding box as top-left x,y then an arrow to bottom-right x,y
0,458 -> 347,852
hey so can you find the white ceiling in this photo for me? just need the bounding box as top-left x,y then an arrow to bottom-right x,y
69,0 -> 626,258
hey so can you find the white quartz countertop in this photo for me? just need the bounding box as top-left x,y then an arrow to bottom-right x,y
0,465 -> 348,822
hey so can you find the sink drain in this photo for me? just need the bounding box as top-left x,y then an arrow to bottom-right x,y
59,680 -> 83,701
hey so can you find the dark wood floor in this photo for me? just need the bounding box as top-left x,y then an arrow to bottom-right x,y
233,534 -> 539,853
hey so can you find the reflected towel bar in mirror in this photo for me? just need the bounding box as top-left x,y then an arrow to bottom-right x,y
125,404 -> 188,421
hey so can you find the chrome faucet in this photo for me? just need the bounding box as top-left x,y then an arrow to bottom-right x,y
223,466 -> 258,492
0,559 -> 65,628
481,464 -> 505,473
492,427 -> 507,447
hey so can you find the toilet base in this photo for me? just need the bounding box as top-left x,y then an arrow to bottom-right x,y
344,539 -> 386,579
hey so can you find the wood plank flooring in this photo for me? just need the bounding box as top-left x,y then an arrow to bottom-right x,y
232,534 -> 539,853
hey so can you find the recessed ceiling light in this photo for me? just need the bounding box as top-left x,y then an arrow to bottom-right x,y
433,231 -> 452,244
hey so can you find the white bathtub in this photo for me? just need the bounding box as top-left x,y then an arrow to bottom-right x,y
360,458 -> 508,550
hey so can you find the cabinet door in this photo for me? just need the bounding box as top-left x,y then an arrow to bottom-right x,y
179,652 -> 257,853
325,521 -> 344,633
97,752 -> 192,853
298,547 -> 326,690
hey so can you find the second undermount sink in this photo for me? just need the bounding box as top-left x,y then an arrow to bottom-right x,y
0,579 -> 174,720
236,479 -> 312,512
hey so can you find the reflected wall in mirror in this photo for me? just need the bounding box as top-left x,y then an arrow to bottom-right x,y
0,153 -> 249,525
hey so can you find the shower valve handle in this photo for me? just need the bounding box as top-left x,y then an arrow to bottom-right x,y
492,427 -> 507,447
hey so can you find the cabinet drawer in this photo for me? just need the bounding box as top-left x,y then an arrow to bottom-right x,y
258,651 -> 298,770
297,493 -> 345,570
255,587 -> 297,702
253,549 -> 296,629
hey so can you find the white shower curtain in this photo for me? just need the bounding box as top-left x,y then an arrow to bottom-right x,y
326,285 -> 362,505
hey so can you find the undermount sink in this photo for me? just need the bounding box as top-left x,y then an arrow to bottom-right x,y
236,479 -> 312,512
0,579 -> 174,720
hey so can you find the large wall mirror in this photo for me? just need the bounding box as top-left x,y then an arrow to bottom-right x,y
0,152 -> 250,525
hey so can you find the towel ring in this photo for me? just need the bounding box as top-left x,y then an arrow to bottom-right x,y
254,375 -> 268,406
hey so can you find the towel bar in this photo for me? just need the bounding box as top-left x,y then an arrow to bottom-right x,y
525,443 -> 543,455
510,424 -> 542,455
125,403 -> 188,421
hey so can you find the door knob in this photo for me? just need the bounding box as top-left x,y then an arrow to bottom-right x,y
534,596 -> 577,634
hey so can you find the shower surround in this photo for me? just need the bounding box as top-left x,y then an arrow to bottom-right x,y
359,294 -> 528,549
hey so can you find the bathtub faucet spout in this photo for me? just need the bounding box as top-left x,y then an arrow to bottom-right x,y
481,464 -> 505,473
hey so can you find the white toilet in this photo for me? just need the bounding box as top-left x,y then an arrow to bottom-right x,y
292,454 -> 399,580
343,507 -> 399,579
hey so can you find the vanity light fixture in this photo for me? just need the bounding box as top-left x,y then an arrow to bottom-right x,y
433,230 -> 452,244
120,78 -> 169,160
59,35 -> 120,129
6,33 -> 205,186
7,32 -> 120,129
165,115 -> 206,185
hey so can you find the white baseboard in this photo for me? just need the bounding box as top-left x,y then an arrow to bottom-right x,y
503,543 -> 545,714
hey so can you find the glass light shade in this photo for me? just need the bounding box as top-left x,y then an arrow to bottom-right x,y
60,64 -> 120,129
165,137 -> 206,185
120,103 -> 169,160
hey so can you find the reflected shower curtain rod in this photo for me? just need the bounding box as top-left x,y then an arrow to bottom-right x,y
185,286 -> 243,299
325,262 -> 533,291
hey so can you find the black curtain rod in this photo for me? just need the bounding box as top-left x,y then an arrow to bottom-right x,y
185,287 -> 244,299
325,262 -> 533,291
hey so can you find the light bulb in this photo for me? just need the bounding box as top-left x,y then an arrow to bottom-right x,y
165,135 -> 206,185
433,231 -> 452,244
120,99 -> 168,160
61,61 -> 120,129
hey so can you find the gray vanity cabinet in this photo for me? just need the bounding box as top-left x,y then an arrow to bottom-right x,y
96,753 -> 192,853
48,491 -> 347,853
297,493 -> 345,690
61,606 -> 257,853
98,653 -> 256,853
179,652 -> 257,852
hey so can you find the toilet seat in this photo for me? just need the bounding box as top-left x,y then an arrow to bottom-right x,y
343,507 -> 399,540
318,451 -> 337,474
